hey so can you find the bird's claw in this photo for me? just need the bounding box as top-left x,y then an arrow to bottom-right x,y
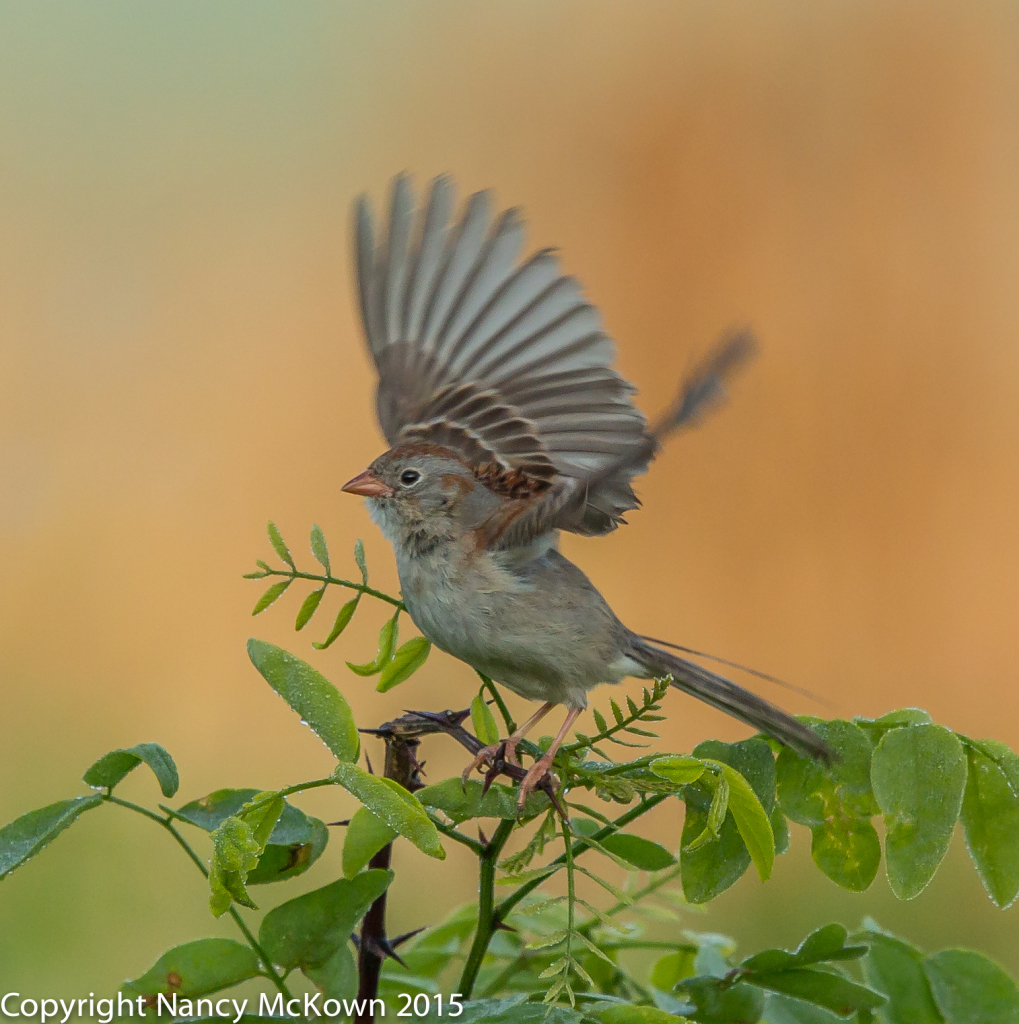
461,741 -> 508,791
517,755 -> 561,814
459,740 -> 567,819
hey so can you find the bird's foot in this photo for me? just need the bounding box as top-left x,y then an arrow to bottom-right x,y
516,753 -> 560,813
461,738 -> 521,791
461,742 -> 503,789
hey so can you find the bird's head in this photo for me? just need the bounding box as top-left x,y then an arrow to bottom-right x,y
342,443 -> 502,552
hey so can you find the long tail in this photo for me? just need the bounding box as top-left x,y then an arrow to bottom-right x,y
627,634 -> 834,763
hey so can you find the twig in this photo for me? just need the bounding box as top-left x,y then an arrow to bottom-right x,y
355,721 -> 426,1023
255,566 -> 405,610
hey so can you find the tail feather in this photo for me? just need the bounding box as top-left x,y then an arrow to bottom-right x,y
629,635 -> 834,764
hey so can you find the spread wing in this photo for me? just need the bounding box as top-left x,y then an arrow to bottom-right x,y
354,173 -> 650,535
479,330 -> 757,551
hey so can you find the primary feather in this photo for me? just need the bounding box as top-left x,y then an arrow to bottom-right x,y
354,173 -> 650,535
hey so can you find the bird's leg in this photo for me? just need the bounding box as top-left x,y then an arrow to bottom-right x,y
461,701 -> 556,787
516,707 -> 582,812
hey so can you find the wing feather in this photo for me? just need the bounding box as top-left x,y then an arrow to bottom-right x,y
421,191 -> 492,352
403,175 -> 453,342
353,175 -> 748,539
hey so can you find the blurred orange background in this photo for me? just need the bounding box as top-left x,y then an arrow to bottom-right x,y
2,0 -> 1018,997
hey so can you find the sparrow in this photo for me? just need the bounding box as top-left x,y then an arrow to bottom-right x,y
342,174 -> 832,808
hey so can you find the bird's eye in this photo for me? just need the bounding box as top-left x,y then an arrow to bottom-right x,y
400,469 -> 421,486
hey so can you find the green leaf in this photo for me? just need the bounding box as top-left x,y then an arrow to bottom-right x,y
259,870 -> 393,969
610,699 -> 625,726
377,636 -> 431,692
681,739 -> 776,903
354,538 -> 368,583
924,949 -> 1019,1024
247,817 -> 329,885
810,820 -> 881,894
772,804 -> 791,856
746,969 -> 885,1015
247,640 -> 360,762
176,788 -> 309,837
471,693 -> 500,746
208,791 -> 285,916
347,610 -> 399,676
83,742 -> 179,798
313,596 -> 360,650
342,806 -> 397,878
310,524 -> 331,573
252,579 -> 291,615
650,948 -> 698,991
705,760 -> 775,882
333,762 -> 445,860
121,938 -> 259,999
740,925 -> 867,982
856,927 -> 942,1024
705,771 -> 730,838
304,943 -> 357,1000
871,724 -> 967,899
598,833 -> 676,871
677,975 -> 765,1023
295,587 -> 326,630
763,994 -> 846,1023
777,719 -> 879,890
416,777 -> 549,824
0,796 -> 103,880
854,708 -> 932,745
596,1007 -> 688,1024
650,755 -> 706,786
267,520 -> 295,568
959,738 -> 1019,908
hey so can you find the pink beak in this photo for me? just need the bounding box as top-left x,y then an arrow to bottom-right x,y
341,469 -> 394,499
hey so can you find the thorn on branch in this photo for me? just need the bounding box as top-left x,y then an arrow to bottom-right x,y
390,926 -> 427,949
364,936 -> 408,969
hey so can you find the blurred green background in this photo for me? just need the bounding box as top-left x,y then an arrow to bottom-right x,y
2,0 -> 1018,999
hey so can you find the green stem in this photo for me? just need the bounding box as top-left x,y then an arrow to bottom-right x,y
496,794 -> 669,921
276,776 -> 337,799
600,939 -> 698,952
478,673 -> 516,734
105,795 -> 294,1001
458,818 -> 516,998
433,820 -> 485,856
563,823 -> 576,992
261,568 -> 404,609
